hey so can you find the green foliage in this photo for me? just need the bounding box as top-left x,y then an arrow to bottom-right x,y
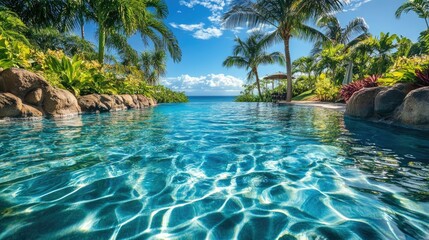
223,0 -> 344,101
45,54 -> 89,96
293,75 -> 315,96
152,86 -> 188,103
223,32 -> 285,99
315,74 -> 340,102
378,55 -> 429,86
235,94 -> 263,102
317,43 -> 346,82
0,5 -> 186,103
141,51 -> 167,85
27,28 -> 97,59
0,8 -> 29,44
0,35 -> 31,68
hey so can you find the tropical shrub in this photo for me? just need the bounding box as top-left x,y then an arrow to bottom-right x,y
0,35 -> 31,68
315,74 -> 340,102
45,54 -> 89,96
152,86 -> 188,103
235,94 -> 261,102
378,55 -> 429,86
340,75 -> 379,102
293,75 -> 315,96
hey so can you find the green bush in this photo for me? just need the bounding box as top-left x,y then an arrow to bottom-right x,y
45,54 -> 89,96
152,85 -> 188,103
0,35 -> 31,69
293,75 -> 315,96
378,55 -> 429,86
315,74 -> 340,102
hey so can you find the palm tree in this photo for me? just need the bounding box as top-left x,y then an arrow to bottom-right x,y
396,0 -> 429,30
223,32 -> 285,99
0,0 -> 67,30
317,43 -> 346,81
141,51 -> 167,85
356,32 -> 398,74
60,0 -> 89,39
223,0 -> 343,102
85,0 -> 181,64
314,15 -> 369,53
293,56 -> 316,80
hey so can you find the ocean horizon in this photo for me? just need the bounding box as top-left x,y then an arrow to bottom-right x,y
188,96 -> 237,102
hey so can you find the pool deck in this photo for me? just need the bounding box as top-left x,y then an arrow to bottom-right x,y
277,101 -> 346,111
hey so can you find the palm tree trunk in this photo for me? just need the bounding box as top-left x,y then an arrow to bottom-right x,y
80,24 -> 85,40
79,14 -> 85,39
425,18 -> 429,30
98,26 -> 106,64
254,68 -> 262,99
283,36 -> 293,102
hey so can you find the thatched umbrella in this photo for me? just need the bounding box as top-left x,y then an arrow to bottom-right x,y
263,72 -> 291,89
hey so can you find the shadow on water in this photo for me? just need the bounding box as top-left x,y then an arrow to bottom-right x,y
343,117 -> 429,163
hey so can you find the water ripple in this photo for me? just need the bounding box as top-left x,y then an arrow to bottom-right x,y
0,102 -> 428,239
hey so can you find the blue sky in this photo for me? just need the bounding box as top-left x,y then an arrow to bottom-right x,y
84,0 -> 427,96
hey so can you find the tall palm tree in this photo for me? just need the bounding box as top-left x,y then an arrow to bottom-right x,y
223,0 -> 343,102
223,32 -> 285,99
396,0 -> 429,30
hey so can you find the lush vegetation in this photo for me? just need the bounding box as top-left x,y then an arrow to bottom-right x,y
0,1 -> 188,103
224,0 -> 429,103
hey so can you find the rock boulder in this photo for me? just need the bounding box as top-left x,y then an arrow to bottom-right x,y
0,93 -> 23,118
345,87 -> 385,118
120,94 -> 136,109
24,88 -> 44,106
394,87 -> 429,126
0,68 -> 49,98
375,88 -> 406,116
43,87 -> 81,117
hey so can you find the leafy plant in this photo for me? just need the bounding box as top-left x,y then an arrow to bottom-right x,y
0,35 -> 31,68
378,55 -> 429,86
416,68 -> 429,86
293,75 -> 315,96
340,75 -> 379,102
45,54 -> 88,96
315,74 -> 340,102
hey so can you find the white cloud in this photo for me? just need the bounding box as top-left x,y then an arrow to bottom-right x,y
170,22 -> 205,31
193,27 -> 223,39
173,0 -> 235,39
343,0 -> 373,12
162,74 -> 244,96
170,22 -> 223,39
179,0 -> 230,13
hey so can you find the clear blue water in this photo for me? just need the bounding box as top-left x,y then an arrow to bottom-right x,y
0,97 -> 428,240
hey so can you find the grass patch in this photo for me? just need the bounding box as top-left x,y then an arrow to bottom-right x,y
292,90 -> 318,101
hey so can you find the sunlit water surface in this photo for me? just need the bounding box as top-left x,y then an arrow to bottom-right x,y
0,97 -> 428,240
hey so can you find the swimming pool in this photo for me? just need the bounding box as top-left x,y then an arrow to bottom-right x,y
0,100 -> 428,239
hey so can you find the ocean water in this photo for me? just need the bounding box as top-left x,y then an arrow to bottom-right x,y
0,99 -> 428,240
